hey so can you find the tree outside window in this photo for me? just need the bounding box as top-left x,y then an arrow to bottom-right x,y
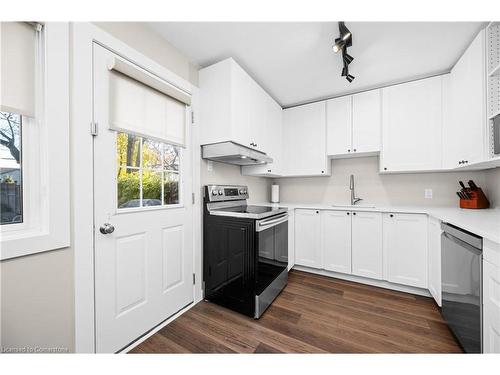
0,112 -> 23,225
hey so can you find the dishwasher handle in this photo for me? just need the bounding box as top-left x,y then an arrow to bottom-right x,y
442,231 -> 483,256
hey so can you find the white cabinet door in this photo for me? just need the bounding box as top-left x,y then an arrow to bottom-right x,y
381,76 -> 443,172
483,260 -> 500,353
444,30 -> 486,168
326,95 -> 352,156
295,209 -> 322,268
351,211 -> 383,280
230,60 -> 252,148
282,102 -> 329,176
383,213 -> 428,288
321,210 -> 352,274
352,89 -> 381,154
428,216 -> 442,306
287,210 -> 295,271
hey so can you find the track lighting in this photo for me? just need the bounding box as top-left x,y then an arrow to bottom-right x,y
332,21 -> 355,83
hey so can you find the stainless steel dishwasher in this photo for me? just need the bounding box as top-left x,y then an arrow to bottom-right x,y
441,223 -> 482,353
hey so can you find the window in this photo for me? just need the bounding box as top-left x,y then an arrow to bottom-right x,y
116,132 -> 180,209
0,112 -> 23,224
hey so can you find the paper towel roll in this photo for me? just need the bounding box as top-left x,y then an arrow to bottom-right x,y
271,184 -> 280,203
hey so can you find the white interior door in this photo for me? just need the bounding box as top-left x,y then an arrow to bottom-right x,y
92,44 -> 194,353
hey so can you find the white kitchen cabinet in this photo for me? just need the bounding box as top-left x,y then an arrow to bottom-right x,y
352,90 -> 381,154
444,30 -> 486,169
282,101 -> 330,177
383,213 -> 428,288
381,76 -> 443,172
321,210 -> 352,274
199,58 -> 281,155
483,259 -> 500,353
295,209 -> 322,269
241,96 -> 283,176
326,96 -> 352,156
326,90 -> 381,158
351,211 -> 383,280
287,210 -> 295,271
427,216 -> 442,306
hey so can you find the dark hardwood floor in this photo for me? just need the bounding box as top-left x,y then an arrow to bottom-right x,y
129,270 -> 463,353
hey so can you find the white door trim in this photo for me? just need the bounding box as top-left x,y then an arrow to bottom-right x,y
71,22 -> 202,353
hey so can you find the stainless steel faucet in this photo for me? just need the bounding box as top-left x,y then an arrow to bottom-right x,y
350,174 -> 363,205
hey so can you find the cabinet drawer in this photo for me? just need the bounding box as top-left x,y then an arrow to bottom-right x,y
484,239 -> 500,268
483,260 -> 500,353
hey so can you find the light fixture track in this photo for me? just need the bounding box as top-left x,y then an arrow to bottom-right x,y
333,21 -> 355,83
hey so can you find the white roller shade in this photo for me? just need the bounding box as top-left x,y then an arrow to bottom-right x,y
0,22 -> 37,117
108,58 -> 189,147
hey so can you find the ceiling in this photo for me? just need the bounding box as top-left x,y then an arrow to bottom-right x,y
147,22 -> 485,107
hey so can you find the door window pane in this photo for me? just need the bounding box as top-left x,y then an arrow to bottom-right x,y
117,168 -> 140,208
164,172 -> 179,205
0,112 -> 22,225
116,132 -> 181,209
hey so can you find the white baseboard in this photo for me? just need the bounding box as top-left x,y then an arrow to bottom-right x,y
292,265 -> 432,298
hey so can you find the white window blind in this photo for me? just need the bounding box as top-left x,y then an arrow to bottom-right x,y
108,58 -> 190,147
0,22 -> 37,117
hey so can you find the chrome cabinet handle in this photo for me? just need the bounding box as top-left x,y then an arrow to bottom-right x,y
99,223 -> 115,234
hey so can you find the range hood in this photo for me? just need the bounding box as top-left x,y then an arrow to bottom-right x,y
202,141 -> 273,166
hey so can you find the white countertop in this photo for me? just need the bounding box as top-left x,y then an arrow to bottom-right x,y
251,201 -> 500,244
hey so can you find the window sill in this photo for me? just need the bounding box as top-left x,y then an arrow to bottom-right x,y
1,228 -> 69,260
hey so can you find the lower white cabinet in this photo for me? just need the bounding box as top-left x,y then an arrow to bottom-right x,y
483,259 -> 500,353
287,210 -> 295,271
383,213 -> 428,288
321,210 -> 352,273
295,209 -> 322,269
427,216 -> 442,306
351,211 -> 383,280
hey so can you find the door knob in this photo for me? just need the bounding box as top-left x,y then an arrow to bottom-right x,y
99,223 -> 115,234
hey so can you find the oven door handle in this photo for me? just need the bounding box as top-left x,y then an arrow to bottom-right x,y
256,213 -> 288,232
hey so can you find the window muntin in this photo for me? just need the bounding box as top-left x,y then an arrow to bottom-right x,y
0,112 -> 23,225
116,132 -> 180,209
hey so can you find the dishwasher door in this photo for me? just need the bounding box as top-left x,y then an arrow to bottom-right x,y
441,224 -> 482,353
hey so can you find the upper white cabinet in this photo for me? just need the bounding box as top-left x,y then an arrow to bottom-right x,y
321,210 -> 352,274
199,58 -> 281,154
282,101 -> 330,176
444,30 -> 486,168
351,211 -> 383,280
428,216 -> 442,306
327,90 -> 381,157
381,76 -> 444,172
295,209 -> 322,269
241,96 -> 283,176
326,96 -> 352,156
383,213 -> 428,288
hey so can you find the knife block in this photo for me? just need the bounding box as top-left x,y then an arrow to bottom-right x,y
459,188 -> 490,209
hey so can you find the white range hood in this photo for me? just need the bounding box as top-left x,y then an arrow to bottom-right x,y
201,141 -> 273,166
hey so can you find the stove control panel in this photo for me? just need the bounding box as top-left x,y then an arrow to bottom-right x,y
205,185 -> 249,202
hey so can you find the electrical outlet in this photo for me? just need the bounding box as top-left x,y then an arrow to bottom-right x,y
207,160 -> 213,172
425,189 -> 433,199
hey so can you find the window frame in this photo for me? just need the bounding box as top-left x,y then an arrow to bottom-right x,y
0,23 -> 70,260
115,132 -> 183,213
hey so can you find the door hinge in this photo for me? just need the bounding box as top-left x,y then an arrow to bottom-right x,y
192,192 -> 195,205
192,273 -> 196,285
191,111 -> 195,125
90,122 -> 98,136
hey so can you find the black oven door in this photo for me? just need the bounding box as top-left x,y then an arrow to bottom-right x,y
255,212 -> 288,295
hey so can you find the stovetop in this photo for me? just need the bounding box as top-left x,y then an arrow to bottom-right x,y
208,204 -> 287,220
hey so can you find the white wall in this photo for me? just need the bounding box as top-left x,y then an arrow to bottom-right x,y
274,157 -> 489,207
200,159 -> 271,202
1,249 -> 74,352
484,167 -> 500,208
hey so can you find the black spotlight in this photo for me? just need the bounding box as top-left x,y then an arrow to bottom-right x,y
343,52 -> 354,65
333,21 -> 355,83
